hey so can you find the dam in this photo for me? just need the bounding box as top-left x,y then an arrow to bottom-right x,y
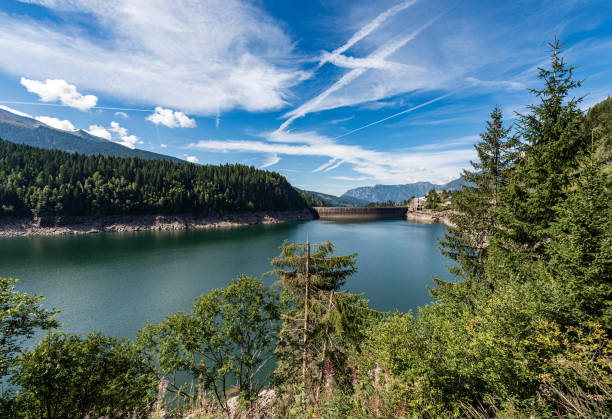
312,206 -> 408,220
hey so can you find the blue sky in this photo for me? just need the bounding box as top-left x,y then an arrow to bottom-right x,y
0,0 -> 610,195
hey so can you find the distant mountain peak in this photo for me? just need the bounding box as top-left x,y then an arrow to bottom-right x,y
341,178 -> 466,203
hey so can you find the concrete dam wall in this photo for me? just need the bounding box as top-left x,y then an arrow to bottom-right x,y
312,206 -> 407,220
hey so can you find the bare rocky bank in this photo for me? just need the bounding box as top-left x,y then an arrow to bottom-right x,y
0,209 -> 315,238
405,209 -> 452,226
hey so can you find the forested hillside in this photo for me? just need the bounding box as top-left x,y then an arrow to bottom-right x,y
0,139 -> 308,217
297,188 -> 369,207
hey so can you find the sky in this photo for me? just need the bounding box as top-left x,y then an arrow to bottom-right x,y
0,0 -> 610,195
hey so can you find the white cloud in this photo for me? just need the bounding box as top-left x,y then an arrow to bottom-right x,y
109,121 -> 142,149
160,143 -> 167,148
189,129 -> 476,184
186,155 -> 199,163
114,111 -> 128,118
85,124 -> 112,140
280,20 -> 436,130
20,78 -> 97,111
0,105 -> 32,118
318,0 -> 418,67
35,115 -> 76,131
331,176 -> 372,181
146,106 -> 196,128
1,1 -> 305,115
261,154 -> 280,168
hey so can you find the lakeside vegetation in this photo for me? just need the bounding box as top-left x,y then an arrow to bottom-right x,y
0,140 -> 308,217
0,40 -> 610,417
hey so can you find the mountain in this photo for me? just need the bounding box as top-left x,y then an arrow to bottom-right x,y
298,189 -> 369,207
341,178 -> 467,203
0,108 -> 181,162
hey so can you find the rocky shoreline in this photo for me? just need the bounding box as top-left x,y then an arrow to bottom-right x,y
405,209 -> 452,226
0,209 -> 316,238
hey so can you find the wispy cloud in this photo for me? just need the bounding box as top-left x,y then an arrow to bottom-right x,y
189,129 -> 475,184
280,19 -> 436,130
261,153 -> 281,168
2,0 -> 305,115
318,0 -> 418,67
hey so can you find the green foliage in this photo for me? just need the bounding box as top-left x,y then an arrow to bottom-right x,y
137,275 -> 280,412
547,137 -> 612,329
424,189 -> 441,209
365,200 -> 398,207
271,240 -> 377,406
0,139 -> 308,217
498,38 -> 586,255
439,106 -> 516,280
10,332 -> 155,418
0,277 -> 58,381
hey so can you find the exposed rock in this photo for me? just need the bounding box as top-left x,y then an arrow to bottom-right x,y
0,210 -> 315,238
405,209 -> 452,226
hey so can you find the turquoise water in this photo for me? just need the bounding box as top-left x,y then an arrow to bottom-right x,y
0,219 -> 452,339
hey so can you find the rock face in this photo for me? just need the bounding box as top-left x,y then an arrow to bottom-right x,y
0,210 -> 315,238
405,209 -> 452,226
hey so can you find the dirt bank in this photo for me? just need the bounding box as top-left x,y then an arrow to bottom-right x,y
0,209 -> 315,238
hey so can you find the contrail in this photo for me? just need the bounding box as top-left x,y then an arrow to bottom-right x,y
279,19 -> 435,132
332,92 -> 454,140
0,100 -> 155,112
318,0 -> 419,68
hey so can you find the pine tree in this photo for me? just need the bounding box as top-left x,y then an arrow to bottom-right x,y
439,106 -> 515,281
498,37 -> 586,256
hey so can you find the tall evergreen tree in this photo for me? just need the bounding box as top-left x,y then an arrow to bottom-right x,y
547,134 -> 611,329
498,38 -> 586,256
271,240 -> 373,400
439,106 -> 515,281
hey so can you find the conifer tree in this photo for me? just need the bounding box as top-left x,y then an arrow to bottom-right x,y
439,106 -> 515,281
498,37 -> 586,255
271,240 -> 373,398
547,133 -> 611,329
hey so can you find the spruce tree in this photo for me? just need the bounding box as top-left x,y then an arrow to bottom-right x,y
439,106 -> 515,281
498,38 -> 586,256
547,134 -> 611,329
271,240 -> 373,400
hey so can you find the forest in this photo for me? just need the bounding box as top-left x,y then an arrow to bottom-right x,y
0,41 -> 610,417
0,141 -> 308,217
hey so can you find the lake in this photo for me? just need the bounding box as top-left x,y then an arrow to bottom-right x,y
0,219 -> 452,340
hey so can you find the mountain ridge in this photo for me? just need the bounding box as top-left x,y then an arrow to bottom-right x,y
0,108 -> 181,162
341,178 -> 466,203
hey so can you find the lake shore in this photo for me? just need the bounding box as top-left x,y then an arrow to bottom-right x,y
0,209 -> 315,238
405,209 -> 452,226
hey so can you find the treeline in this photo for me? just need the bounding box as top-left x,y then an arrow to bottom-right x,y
0,40 -> 610,418
0,140 -> 308,216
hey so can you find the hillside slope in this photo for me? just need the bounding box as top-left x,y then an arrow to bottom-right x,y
0,108 -> 181,162
342,178 -> 466,203
298,189 -> 369,207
